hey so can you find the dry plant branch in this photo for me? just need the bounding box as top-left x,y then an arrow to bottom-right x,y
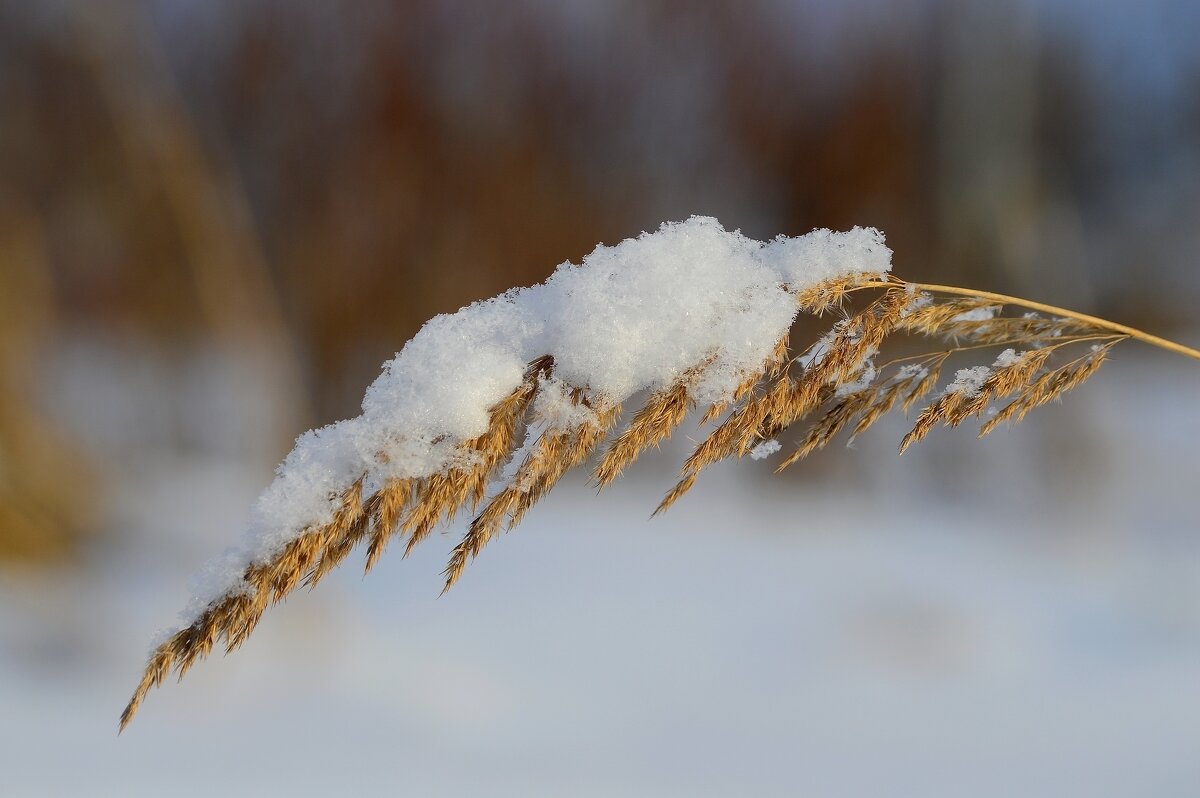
862,276 -> 1200,362
120,221 -> 1199,731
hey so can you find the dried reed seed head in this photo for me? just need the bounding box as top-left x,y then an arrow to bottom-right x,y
855,288 -> 922,352
223,580 -> 268,653
595,380 -> 692,488
748,376 -> 813,444
763,335 -> 792,380
449,486 -> 521,579
123,267 -> 1158,731
805,325 -> 856,381
943,390 -> 985,428
169,619 -> 212,681
681,375 -> 783,475
123,374 -> 545,728
774,374 -> 837,431
713,378 -> 828,461
676,368 -> 838,500
976,348 -> 1101,439
989,349 -> 1052,395
795,272 -> 887,315
307,514 -> 367,587
759,376 -> 795,421
776,389 -> 876,471
1025,341 -> 1116,413
899,401 -> 942,454
898,360 -> 1007,452
514,406 -> 620,524
401,471 -> 471,553
754,383 -> 837,446
896,298 -> 1000,337
693,356 -> 780,431
680,412 -> 746,475
702,354 -> 779,425
904,337 -> 1122,445
937,316 -> 1080,344
654,472 -> 697,517
850,376 -> 913,439
136,477 -> 372,716
914,372 -> 996,434
1010,363 -> 1068,413
950,349 -> 1049,422
794,275 -> 852,315
403,462 -> 504,554
363,477 -> 415,573
699,400 -> 730,426
901,359 -> 945,413
278,475 -> 367,588
980,395 -> 1028,438
732,383 -> 789,457
269,517 -> 344,600
800,302 -> 896,387
119,647 -> 175,732
444,404 -> 620,591
936,319 -> 1008,343
401,379 -> 542,555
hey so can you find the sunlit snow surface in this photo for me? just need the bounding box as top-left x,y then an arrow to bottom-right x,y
2,351 -> 1199,797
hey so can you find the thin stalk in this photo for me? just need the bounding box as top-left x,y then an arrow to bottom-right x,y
874,333 -> 1127,372
864,279 -> 1200,362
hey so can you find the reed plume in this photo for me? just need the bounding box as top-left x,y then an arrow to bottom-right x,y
120,220 -> 1200,731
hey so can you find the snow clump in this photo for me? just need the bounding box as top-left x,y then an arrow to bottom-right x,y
749,439 -> 783,460
944,366 -> 993,399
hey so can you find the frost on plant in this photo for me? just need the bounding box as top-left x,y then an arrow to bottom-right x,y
123,215 -> 1196,730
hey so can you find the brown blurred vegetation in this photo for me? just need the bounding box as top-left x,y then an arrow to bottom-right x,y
2,0 -> 1198,563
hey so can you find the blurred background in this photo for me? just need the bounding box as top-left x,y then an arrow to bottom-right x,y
2,1 -> 1198,795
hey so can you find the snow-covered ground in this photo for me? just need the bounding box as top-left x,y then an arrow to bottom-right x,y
1,348 -> 1198,797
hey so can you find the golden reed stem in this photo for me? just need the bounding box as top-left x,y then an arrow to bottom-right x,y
866,279 -> 1200,363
